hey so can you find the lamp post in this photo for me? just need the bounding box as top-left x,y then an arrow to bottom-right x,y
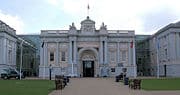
49,64 -> 52,80
19,39 -> 23,80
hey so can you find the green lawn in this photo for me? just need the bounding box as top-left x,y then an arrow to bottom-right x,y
0,80 -> 54,95
141,78 -> 180,90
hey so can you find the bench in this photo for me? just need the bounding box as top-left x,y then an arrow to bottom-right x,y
55,75 -> 65,90
129,79 -> 141,89
115,74 -> 123,82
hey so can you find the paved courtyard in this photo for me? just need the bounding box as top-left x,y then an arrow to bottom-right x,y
49,78 -> 180,95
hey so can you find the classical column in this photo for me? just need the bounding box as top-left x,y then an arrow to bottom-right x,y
42,42 -> 47,78
69,41 -> 72,64
73,41 -> 77,64
72,41 -> 74,76
172,33 -> 176,60
73,40 -> 77,76
11,42 -> 15,66
44,42 -> 48,66
14,42 -> 17,66
56,42 -> 59,65
100,41 -> 103,64
40,42 -> 43,66
69,40 -> 74,76
132,41 -> 136,78
104,41 -> 108,64
167,35 -> 170,60
176,33 -> 179,59
3,38 -> 7,66
128,42 -> 131,65
117,42 -> 120,63
40,41 -> 44,78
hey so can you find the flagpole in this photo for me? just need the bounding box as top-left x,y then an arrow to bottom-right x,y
87,0 -> 90,16
87,4 -> 90,17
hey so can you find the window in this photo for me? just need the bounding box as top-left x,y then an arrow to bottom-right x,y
138,58 -> 141,64
50,52 -> 54,61
110,52 -> 115,62
122,51 -> 126,61
165,49 -> 167,58
111,68 -> 115,72
11,71 -> 17,74
61,52 -> 66,61
8,50 -> 12,64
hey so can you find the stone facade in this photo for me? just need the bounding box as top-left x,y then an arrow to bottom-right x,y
149,21 -> 180,77
0,20 -> 37,77
0,20 -> 17,73
39,17 -> 137,78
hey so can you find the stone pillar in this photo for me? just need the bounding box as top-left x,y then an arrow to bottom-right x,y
14,42 -> 17,66
69,40 -> 73,76
43,42 -> 48,78
167,34 -> 170,60
171,33 -> 176,60
104,41 -> 108,64
100,41 -> 103,64
73,40 -> 77,76
56,42 -> 59,65
73,41 -> 77,64
105,41 -> 108,76
128,42 -> 131,65
117,42 -> 120,63
44,42 -> 48,66
11,42 -> 15,66
176,33 -> 180,59
0,39 -> 1,64
3,38 -> 7,66
133,41 -> 137,78
40,42 -> 43,66
69,41 -> 72,64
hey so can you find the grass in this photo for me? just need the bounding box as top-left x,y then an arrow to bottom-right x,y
141,78 -> 180,90
0,79 -> 54,95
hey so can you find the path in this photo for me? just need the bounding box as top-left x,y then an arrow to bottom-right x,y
49,78 -> 180,95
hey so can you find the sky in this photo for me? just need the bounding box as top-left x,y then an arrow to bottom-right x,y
0,0 -> 180,35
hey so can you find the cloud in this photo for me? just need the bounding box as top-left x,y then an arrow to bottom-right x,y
47,0 -> 59,6
0,10 -> 24,34
140,8 -> 178,34
47,0 -> 180,34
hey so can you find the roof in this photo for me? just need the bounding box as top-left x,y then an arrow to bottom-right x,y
154,21 -> 180,36
81,16 -> 95,24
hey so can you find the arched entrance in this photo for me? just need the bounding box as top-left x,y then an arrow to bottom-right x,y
79,48 -> 98,77
83,60 -> 94,77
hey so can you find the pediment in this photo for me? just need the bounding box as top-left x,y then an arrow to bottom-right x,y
80,16 -> 96,33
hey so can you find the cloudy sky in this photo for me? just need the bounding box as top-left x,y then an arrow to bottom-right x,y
0,0 -> 180,35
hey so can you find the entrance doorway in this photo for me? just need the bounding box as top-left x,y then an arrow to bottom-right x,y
83,61 -> 94,77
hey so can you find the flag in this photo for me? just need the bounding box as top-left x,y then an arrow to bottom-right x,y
87,4 -> 90,10
130,41 -> 133,48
